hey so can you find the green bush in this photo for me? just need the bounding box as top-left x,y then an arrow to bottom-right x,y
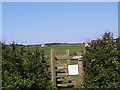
2,42 -> 52,89
82,32 -> 120,88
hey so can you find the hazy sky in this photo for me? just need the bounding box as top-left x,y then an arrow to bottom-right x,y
2,2 -> 118,44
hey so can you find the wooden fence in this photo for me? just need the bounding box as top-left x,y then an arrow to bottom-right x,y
50,48 -> 85,88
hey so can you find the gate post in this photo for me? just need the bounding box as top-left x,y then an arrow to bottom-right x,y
66,49 -> 70,64
78,60 -> 85,84
51,48 -> 56,87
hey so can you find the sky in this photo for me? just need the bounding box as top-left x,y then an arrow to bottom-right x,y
2,2 -> 118,44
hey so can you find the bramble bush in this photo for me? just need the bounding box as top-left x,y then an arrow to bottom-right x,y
2,42 -> 52,89
82,32 -> 120,88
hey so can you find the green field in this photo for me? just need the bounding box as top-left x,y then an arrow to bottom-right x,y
28,43 -> 85,56
27,43 -> 85,68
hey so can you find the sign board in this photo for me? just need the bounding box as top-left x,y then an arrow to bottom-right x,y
72,56 -> 82,59
68,64 -> 78,75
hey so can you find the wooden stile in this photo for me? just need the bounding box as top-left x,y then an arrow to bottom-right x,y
50,48 -> 84,88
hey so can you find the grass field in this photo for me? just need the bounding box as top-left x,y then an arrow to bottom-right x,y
28,43 -> 85,56
28,43 -> 85,65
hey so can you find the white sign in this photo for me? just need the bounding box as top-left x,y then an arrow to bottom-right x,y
68,64 -> 79,75
72,56 -> 82,59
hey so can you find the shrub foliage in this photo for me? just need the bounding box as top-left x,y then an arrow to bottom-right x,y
2,43 -> 52,89
83,32 -> 120,88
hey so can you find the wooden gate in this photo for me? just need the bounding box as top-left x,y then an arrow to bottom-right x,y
50,48 -> 84,88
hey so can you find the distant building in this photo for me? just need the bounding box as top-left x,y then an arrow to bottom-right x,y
85,43 -> 90,47
41,44 -> 46,47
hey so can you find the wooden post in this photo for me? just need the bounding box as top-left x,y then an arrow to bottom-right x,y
66,49 -> 70,64
84,48 -> 86,54
78,60 -> 85,84
51,48 -> 56,87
